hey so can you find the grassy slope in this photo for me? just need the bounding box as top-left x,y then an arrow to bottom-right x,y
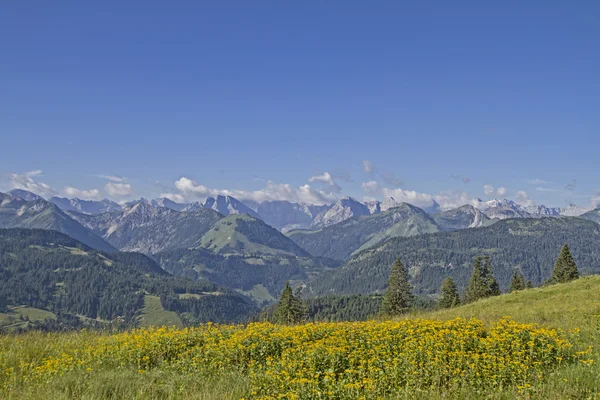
2,278 -> 599,399
409,276 -> 600,399
0,306 -> 56,332
138,295 -> 183,328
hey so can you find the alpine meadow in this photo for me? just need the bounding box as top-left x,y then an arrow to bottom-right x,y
2,2 -> 600,399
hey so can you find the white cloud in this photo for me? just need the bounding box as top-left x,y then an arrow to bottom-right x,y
105,182 -> 135,197
64,186 -> 102,200
484,184 -> 507,198
96,175 -> 126,183
535,187 -> 557,192
515,190 -> 535,207
9,170 -> 56,198
308,172 -> 341,193
591,195 -> 600,209
309,172 -> 335,186
433,191 -> 483,211
159,192 -> 186,203
172,177 -> 337,205
361,181 -> 381,193
381,187 -> 436,209
363,160 -> 377,174
528,178 -> 549,185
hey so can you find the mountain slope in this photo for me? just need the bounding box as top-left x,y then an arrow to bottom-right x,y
51,196 -> 121,214
8,189 -> 44,202
311,197 -> 370,228
203,195 -> 260,218
309,217 -> 600,297
0,194 -> 116,252
0,228 -> 255,327
256,201 -> 330,232
199,214 -> 310,256
579,208 -> 600,224
67,202 -> 222,254
434,205 -> 494,231
288,204 -> 440,260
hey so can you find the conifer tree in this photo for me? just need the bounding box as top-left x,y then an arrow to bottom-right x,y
510,271 -> 525,292
526,280 -> 533,289
463,256 -> 487,303
275,281 -> 305,324
381,258 -> 413,316
438,277 -> 460,309
483,255 -> 501,296
549,244 -> 579,284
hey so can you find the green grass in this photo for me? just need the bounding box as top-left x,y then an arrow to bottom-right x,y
236,284 -> 275,303
138,295 -> 183,328
0,306 -> 56,331
408,276 -> 600,399
1,278 -> 599,399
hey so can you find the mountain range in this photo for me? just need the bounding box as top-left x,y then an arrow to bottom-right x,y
2,188 -> 600,313
308,217 -> 600,297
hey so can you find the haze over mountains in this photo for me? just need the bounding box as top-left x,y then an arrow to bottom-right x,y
2,187 -> 600,312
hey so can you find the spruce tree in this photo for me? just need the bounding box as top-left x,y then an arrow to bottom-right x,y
482,255 -> 501,296
463,257 -> 487,303
510,271 -> 525,292
550,244 -> 579,284
438,277 -> 460,309
381,258 -> 413,316
526,280 -> 533,289
276,282 -> 299,324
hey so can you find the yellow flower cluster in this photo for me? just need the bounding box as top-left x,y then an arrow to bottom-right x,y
1,318 -> 592,398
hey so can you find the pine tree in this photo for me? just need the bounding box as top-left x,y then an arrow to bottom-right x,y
549,244 -> 579,284
482,255 -> 501,296
275,282 -> 300,324
526,280 -> 533,289
381,258 -> 413,316
291,287 -> 308,323
438,277 -> 460,309
510,271 -> 525,292
463,256 -> 487,303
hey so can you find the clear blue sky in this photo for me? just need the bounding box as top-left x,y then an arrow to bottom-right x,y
1,2 -> 599,208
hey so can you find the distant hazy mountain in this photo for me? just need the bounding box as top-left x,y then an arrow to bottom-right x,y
480,199 -> 533,219
67,202 -> 222,254
51,196 -> 121,214
309,217 -> 600,297
289,203 -> 440,260
311,197 -> 370,228
150,197 -> 188,211
559,204 -> 592,217
434,205 -> 494,231
579,208 -> 600,224
8,189 -> 44,202
202,195 -> 261,219
256,201 -> 330,232
0,193 -> 116,252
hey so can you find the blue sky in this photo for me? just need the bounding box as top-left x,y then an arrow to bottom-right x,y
1,2 -> 599,208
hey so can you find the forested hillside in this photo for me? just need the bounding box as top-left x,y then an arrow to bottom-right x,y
310,218 -> 600,296
0,228 -> 255,330
287,204 -> 440,260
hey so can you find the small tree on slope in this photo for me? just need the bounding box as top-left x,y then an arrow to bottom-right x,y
381,258 -> 413,317
510,271 -> 525,292
275,281 -> 306,324
549,244 -> 579,284
463,257 -> 488,303
438,277 -> 460,309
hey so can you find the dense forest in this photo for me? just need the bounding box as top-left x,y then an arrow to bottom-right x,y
310,218 -> 600,296
0,228 -> 255,328
155,247 -> 339,301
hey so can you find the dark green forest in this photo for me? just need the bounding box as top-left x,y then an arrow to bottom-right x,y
0,228 -> 255,329
310,218 -> 600,296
